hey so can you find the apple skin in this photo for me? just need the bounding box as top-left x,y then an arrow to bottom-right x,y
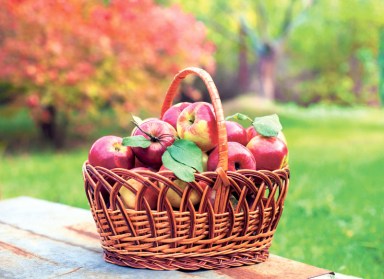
119,167 -> 157,210
246,135 -> 288,171
177,102 -> 218,152
159,166 -> 209,208
207,142 -> 256,171
88,135 -> 135,169
202,152 -> 209,172
134,157 -> 159,171
131,117 -> 158,136
161,102 -> 191,129
246,126 -> 287,145
134,157 -> 147,168
131,119 -> 177,169
226,121 -> 248,146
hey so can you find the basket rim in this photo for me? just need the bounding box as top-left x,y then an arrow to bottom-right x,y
160,67 -> 228,171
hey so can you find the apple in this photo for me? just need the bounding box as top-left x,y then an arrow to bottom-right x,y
130,117 -> 158,136
134,157 -> 147,168
131,118 -> 177,169
226,121 -> 248,146
246,126 -> 256,143
161,102 -> 191,129
163,179 -> 201,208
158,166 -> 209,208
202,152 -> 209,172
246,135 -> 288,171
88,135 -> 134,169
119,167 -> 157,210
246,126 -> 287,145
134,157 -> 158,171
207,142 -> 256,171
177,102 -> 218,151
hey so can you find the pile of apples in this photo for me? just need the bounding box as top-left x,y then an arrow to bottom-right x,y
87,101 -> 288,210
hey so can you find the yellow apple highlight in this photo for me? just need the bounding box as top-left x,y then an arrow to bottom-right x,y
119,176 -> 157,210
176,102 -> 218,151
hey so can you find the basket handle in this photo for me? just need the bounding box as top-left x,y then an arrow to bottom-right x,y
160,67 -> 228,171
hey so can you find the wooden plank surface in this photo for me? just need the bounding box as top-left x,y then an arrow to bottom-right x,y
0,197 -> 359,279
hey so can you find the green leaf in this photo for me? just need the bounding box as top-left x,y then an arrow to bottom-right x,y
162,150 -> 195,182
253,114 -> 283,137
167,139 -> 203,172
131,114 -> 143,125
122,135 -> 151,148
225,112 -> 252,122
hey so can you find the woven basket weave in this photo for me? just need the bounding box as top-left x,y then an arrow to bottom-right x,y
83,67 -> 290,270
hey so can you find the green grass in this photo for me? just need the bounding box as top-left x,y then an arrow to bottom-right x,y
1,102 -> 383,278
228,101 -> 384,279
279,120 -> 383,278
0,148 -> 88,208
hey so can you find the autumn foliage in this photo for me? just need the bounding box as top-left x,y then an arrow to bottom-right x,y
0,0 -> 215,118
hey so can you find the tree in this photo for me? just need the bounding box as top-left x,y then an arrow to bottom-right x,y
287,0 -> 384,105
242,1 -> 316,100
0,0 -> 215,146
167,0 -> 384,106
378,28 -> 384,106
166,0 -> 314,100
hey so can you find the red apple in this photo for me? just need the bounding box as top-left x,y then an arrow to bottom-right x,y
177,102 -> 218,151
134,157 -> 158,171
88,135 -> 134,169
134,157 -> 147,168
161,102 -> 191,129
202,152 -> 209,172
246,126 -> 287,145
207,142 -> 256,171
246,126 -> 256,143
246,135 -> 288,171
159,166 -> 209,208
226,121 -> 248,146
119,167 -> 157,210
131,117 -> 158,136
131,119 -> 177,169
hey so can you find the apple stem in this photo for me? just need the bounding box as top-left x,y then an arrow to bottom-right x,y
157,134 -> 178,148
131,121 -> 177,144
131,120 -> 156,141
234,162 -> 241,170
245,117 -> 253,123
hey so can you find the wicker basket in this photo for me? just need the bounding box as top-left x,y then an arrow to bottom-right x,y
82,67 -> 290,270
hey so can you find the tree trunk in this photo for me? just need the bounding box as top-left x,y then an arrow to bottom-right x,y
256,43 -> 277,100
379,28 -> 384,106
237,21 -> 249,93
29,104 -> 66,148
349,54 -> 363,100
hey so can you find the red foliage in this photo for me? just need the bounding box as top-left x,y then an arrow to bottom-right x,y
0,0 -> 215,117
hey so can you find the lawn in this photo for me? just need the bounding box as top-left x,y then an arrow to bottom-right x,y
1,101 -> 383,278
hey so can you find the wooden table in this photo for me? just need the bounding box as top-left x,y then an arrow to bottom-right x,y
0,197 -> 360,279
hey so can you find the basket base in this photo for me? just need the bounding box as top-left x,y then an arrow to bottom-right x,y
103,250 -> 270,271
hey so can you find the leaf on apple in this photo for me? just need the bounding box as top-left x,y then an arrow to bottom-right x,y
162,150 -> 195,182
167,139 -> 203,172
253,114 -> 282,137
131,114 -> 143,125
122,135 -> 151,148
225,112 -> 252,122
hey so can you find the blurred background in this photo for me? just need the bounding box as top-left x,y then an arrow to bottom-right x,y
0,0 -> 383,278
